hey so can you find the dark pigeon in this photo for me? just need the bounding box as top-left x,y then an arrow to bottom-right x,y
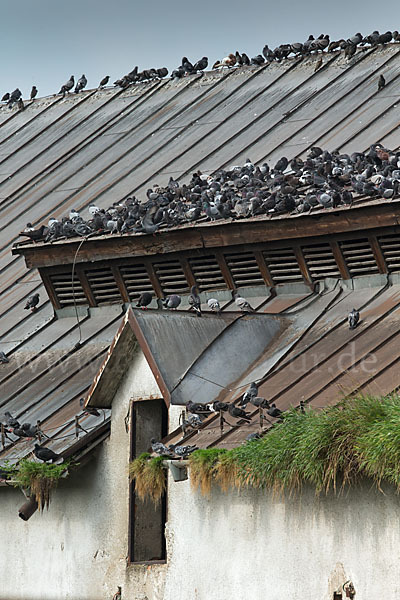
188,285 -> 201,316
150,438 -> 174,456
348,308 -> 360,330
33,444 -> 62,463
136,292 -> 152,309
24,293 -> 40,311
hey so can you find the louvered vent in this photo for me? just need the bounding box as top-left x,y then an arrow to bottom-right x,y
377,234 -> 400,272
188,255 -> 225,290
301,243 -> 340,280
339,239 -> 378,276
49,272 -> 87,307
120,263 -> 153,300
153,259 -> 189,294
85,267 -> 121,305
224,252 -> 264,287
263,247 -> 303,283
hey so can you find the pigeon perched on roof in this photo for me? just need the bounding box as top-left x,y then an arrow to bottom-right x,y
246,432 -> 262,442
163,295 -> 181,309
1,92 -> 9,102
33,444 -> 62,463
7,88 -> 22,108
188,285 -> 201,316
212,401 -> 230,412
378,75 -> 386,91
24,293 -> 40,311
75,74 -> 87,93
239,382 -> 258,406
233,291 -> 254,312
228,403 -> 252,421
99,76 -> 110,88
59,76 -> 74,96
169,443 -> 198,457
348,308 -> 360,330
267,403 -> 282,418
186,401 -> 212,415
30,86 -> 38,100
207,298 -> 221,313
19,224 -> 47,241
193,57 -> 208,72
21,423 -> 39,438
150,438 -> 174,456
5,411 -> 20,429
136,292 -> 152,309
0,352 -> 9,364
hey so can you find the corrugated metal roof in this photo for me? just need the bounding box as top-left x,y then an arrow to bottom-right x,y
1,45 -> 400,464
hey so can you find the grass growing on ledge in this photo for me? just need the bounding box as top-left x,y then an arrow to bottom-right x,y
129,453 -> 166,504
188,395 -> 400,497
13,460 -> 69,511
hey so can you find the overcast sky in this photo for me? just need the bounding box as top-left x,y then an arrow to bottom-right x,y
1,0 -> 397,98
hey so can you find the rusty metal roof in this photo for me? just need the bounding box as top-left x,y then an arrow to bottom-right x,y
1,44 -> 400,464
162,276 -> 400,450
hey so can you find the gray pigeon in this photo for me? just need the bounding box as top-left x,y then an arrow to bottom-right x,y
163,295 -> 181,309
0,352 -> 9,364
348,308 -> 360,330
188,285 -> 201,316
234,292 -> 254,312
239,382 -> 258,406
207,298 -> 221,313
24,293 -> 40,311
228,403 -> 252,421
59,76 -> 75,96
150,438 -> 174,456
4,411 -> 20,429
136,292 -> 152,309
168,443 -> 198,457
75,74 -> 88,93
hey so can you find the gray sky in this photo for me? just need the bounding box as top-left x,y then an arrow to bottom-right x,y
1,0 -> 397,98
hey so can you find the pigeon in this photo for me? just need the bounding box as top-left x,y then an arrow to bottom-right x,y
233,291 -> 254,312
59,76 -> 75,96
267,403 -> 282,418
228,404 -> 252,421
75,74 -> 87,93
1,92 -> 9,102
99,76 -> 110,88
0,352 -> 9,364
18,98 -> 24,111
186,401 -> 211,415
378,75 -> 386,91
246,432 -> 262,441
24,293 -> 40,311
20,423 -> 39,437
7,88 -> 22,108
188,285 -> 202,316
30,86 -> 38,100
193,57 -> 208,72
168,443 -> 198,457
4,411 -> 20,429
19,224 -> 46,241
33,444 -> 62,463
181,414 -> 203,433
207,298 -> 221,313
136,292 -> 152,309
249,397 -> 269,408
348,308 -> 360,330
13,426 -> 30,438
239,382 -> 258,406
150,438 -> 174,456
212,401 -> 230,412
163,295 -> 181,309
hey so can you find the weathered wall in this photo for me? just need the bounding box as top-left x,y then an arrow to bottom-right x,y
0,349 -> 166,600
163,455 -> 400,600
2,352 -> 400,600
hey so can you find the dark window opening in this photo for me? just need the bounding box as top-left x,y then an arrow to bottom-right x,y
333,593 -> 342,599
129,398 -> 168,563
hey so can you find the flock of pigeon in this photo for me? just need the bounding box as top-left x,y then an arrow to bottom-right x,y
149,307 -> 361,457
1,29 -> 398,108
17,143 -> 400,248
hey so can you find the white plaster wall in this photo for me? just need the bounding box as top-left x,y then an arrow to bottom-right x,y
163,478 -> 400,600
0,350 -> 166,600
2,352 -> 400,600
